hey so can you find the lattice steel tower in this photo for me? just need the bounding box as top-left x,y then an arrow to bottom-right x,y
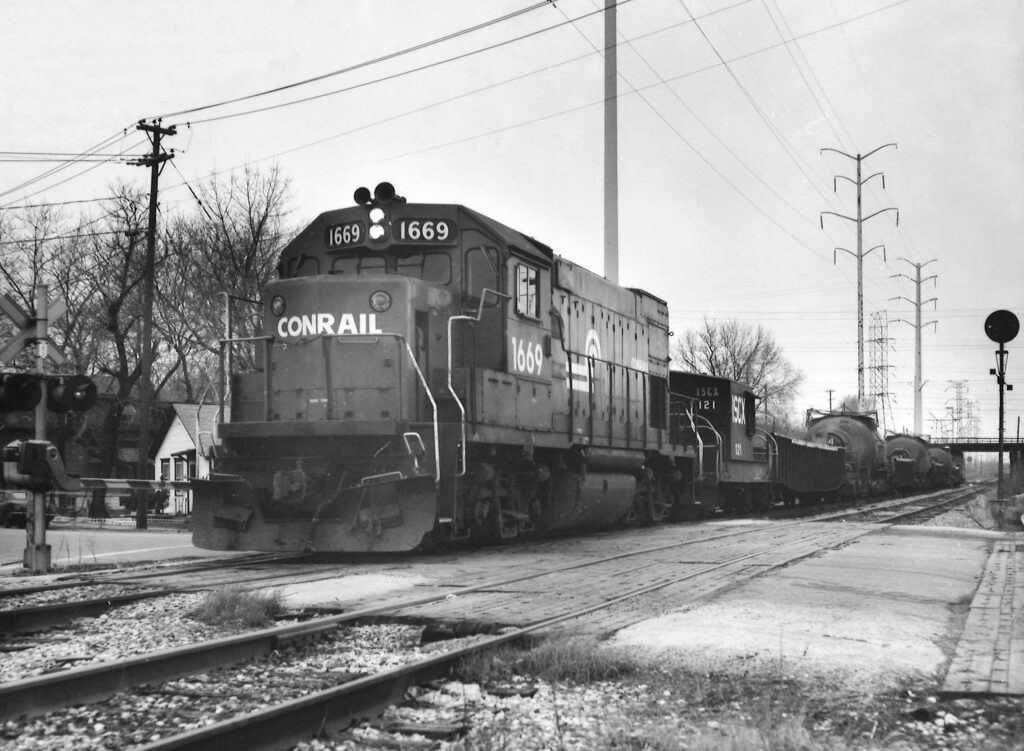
868,310 -> 895,435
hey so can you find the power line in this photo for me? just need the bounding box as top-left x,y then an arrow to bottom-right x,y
0,131 -> 129,200
0,229 -> 132,247
0,197 -> 111,210
153,0 -> 564,121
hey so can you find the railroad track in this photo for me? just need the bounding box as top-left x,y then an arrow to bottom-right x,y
1,485 -> 975,634
0,487 -> 982,749
0,553 -> 329,633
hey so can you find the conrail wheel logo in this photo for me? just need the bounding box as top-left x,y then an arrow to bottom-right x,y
277,313 -> 383,338
568,329 -> 603,393
584,329 -> 602,360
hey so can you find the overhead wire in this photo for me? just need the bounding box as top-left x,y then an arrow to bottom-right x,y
152,0 -> 567,121
169,1 -> 636,127
571,1 -> 854,269
157,0 -> 757,196
0,130 -> 129,201
677,0 -> 846,217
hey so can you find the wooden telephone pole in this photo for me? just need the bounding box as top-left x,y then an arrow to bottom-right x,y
130,119 -> 175,529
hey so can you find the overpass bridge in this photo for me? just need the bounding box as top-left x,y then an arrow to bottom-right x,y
942,438 -> 1024,454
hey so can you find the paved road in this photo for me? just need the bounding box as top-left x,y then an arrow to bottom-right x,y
0,521 -> 242,572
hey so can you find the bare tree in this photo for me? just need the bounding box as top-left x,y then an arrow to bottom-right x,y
157,165 -> 292,388
674,318 -> 804,422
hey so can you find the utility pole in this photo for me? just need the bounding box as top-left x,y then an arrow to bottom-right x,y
130,119 -> 175,530
820,144 -> 898,403
826,389 -> 835,411
603,0 -> 618,284
891,258 -> 937,436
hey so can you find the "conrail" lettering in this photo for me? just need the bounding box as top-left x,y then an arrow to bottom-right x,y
277,313 -> 383,338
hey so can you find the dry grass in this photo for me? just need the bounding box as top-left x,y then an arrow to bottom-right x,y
459,634 -> 640,685
456,635 -> 907,751
188,587 -> 282,628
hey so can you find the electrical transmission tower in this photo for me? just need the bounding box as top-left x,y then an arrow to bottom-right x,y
891,258 -> 937,435
868,310 -> 895,434
965,400 -> 981,438
946,379 -> 968,440
820,144 -> 899,402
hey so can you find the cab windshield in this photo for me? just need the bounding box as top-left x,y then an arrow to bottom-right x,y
329,251 -> 451,284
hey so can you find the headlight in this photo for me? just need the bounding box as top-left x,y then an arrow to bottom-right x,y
270,295 -> 286,316
369,290 -> 392,312
368,207 -> 387,240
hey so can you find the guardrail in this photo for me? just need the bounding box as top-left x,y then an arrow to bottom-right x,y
48,515 -> 190,530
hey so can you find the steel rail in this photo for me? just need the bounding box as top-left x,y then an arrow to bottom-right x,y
0,588 -> 182,634
0,488 -> 978,722
134,520 -> 894,751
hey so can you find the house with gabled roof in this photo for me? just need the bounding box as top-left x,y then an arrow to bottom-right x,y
153,403 -> 220,515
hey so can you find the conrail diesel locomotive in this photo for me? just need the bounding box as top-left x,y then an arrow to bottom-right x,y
190,183 -> 950,554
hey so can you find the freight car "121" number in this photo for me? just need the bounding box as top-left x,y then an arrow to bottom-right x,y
510,337 -> 544,376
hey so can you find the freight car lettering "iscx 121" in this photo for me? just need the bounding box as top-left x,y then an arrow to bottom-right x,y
510,336 -> 544,376
277,313 -> 384,338
732,395 -> 746,424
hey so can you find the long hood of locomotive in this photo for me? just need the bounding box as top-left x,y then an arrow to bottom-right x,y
226,275 -> 450,434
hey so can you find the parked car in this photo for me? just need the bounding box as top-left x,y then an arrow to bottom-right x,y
0,491 -> 55,528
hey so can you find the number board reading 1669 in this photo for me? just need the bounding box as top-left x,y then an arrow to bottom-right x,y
326,218 -> 457,249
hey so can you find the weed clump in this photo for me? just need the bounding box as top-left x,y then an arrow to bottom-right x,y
461,634 -> 640,685
189,587 -> 282,628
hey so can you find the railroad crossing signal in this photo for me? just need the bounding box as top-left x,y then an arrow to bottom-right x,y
0,373 -> 97,413
0,292 -> 67,365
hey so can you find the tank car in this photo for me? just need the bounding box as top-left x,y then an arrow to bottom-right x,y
927,446 -> 956,487
804,409 -> 886,496
191,183 -> 694,553
884,434 -> 932,490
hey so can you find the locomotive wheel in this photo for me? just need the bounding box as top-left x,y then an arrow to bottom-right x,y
646,477 -> 672,523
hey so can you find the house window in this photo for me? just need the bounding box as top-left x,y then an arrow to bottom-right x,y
516,264 -> 539,318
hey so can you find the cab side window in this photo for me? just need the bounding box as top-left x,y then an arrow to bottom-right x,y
515,263 -> 539,318
465,246 -> 500,305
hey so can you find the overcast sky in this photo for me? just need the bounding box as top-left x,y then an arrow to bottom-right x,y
2,0 -> 1021,437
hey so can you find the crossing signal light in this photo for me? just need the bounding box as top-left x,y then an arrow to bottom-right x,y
0,373 -> 96,413
0,374 -> 42,412
47,375 -> 98,413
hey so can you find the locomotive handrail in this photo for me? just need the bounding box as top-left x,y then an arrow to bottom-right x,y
216,333 -> 440,483
688,412 -> 722,483
332,333 -> 440,483
447,288 -> 509,479
217,335 -> 274,420
755,428 -> 778,479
